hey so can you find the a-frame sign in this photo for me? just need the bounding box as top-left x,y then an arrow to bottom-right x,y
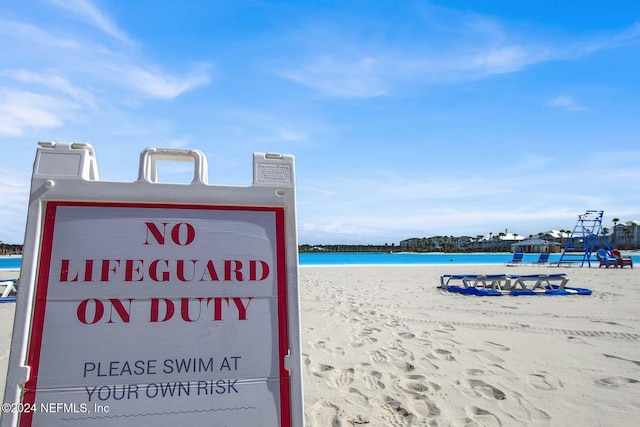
2,143 -> 304,427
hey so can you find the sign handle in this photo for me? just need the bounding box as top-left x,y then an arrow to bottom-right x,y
137,147 -> 209,184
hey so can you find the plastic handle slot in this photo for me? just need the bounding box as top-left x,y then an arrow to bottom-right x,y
137,148 -> 209,185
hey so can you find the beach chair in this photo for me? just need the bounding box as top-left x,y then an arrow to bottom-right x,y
0,279 -> 18,302
507,252 -> 524,265
440,274 -> 511,290
440,273 -> 591,296
535,252 -> 550,264
611,250 -> 633,268
508,274 -> 569,290
596,249 -> 619,268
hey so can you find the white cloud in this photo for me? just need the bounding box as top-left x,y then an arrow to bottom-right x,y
46,0 -> 131,44
0,2 -> 212,136
0,89 -> 75,136
474,46 -> 538,74
547,94 -> 587,112
114,64 -> 212,99
278,12 -> 640,99
0,20 -> 83,50
280,44 -> 551,98
1,69 -> 96,107
281,55 -> 388,98
0,19 -> 212,101
295,151 -> 640,244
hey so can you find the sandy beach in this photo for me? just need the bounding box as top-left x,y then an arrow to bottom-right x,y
299,265 -> 639,426
2,265 -> 639,426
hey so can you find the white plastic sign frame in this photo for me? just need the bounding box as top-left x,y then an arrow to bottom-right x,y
2,143 -> 304,427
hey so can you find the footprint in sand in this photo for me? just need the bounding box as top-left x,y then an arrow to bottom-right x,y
310,363 -> 355,388
464,405 -> 501,427
331,368 -> 355,387
391,360 -> 416,373
385,318 -> 402,328
369,350 -> 388,364
395,331 -> 416,339
497,394 -> 552,424
430,348 -> 455,361
349,335 -> 378,348
528,372 -> 562,390
594,376 -> 639,388
363,370 -> 385,391
407,397 -> 441,418
310,363 -> 335,377
310,400 -> 341,427
460,379 -> 506,400
311,339 -> 347,356
395,374 -> 441,396
358,326 -> 381,336
347,387 -> 369,406
387,347 -> 410,359
378,395 -> 415,427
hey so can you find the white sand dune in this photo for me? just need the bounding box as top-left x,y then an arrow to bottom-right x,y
1,265 -> 639,426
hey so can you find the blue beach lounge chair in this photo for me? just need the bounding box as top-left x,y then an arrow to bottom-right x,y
507,251 -> 524,265
535,252 -> 550,264
440,274 -> 511,291
440,273 -> 591,296
596,249 -> 619,268
509,274 -> 569,290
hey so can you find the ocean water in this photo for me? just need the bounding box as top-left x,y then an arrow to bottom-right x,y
2,252 -> 636,269
0,257 -> 21,270
299,252 -> 560,265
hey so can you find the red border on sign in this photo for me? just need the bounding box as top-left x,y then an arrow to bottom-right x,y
20,201 -> 291,427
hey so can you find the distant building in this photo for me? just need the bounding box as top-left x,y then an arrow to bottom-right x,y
537,230 -> 571,243
511,239 -> 561,253
469,233 -> 525,252
397,223 -> 640,253
399,238 -> 422,251
611,220 -> 640,250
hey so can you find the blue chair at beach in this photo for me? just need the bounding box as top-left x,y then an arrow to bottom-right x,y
507,251 -> 524,265
596,249 -> 619,268
535,252 -> 550,264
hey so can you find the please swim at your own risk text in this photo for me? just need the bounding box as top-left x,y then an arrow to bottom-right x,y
83,356 -> 242,402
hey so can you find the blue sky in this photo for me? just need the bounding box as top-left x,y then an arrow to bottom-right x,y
1,0 -> 639,245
